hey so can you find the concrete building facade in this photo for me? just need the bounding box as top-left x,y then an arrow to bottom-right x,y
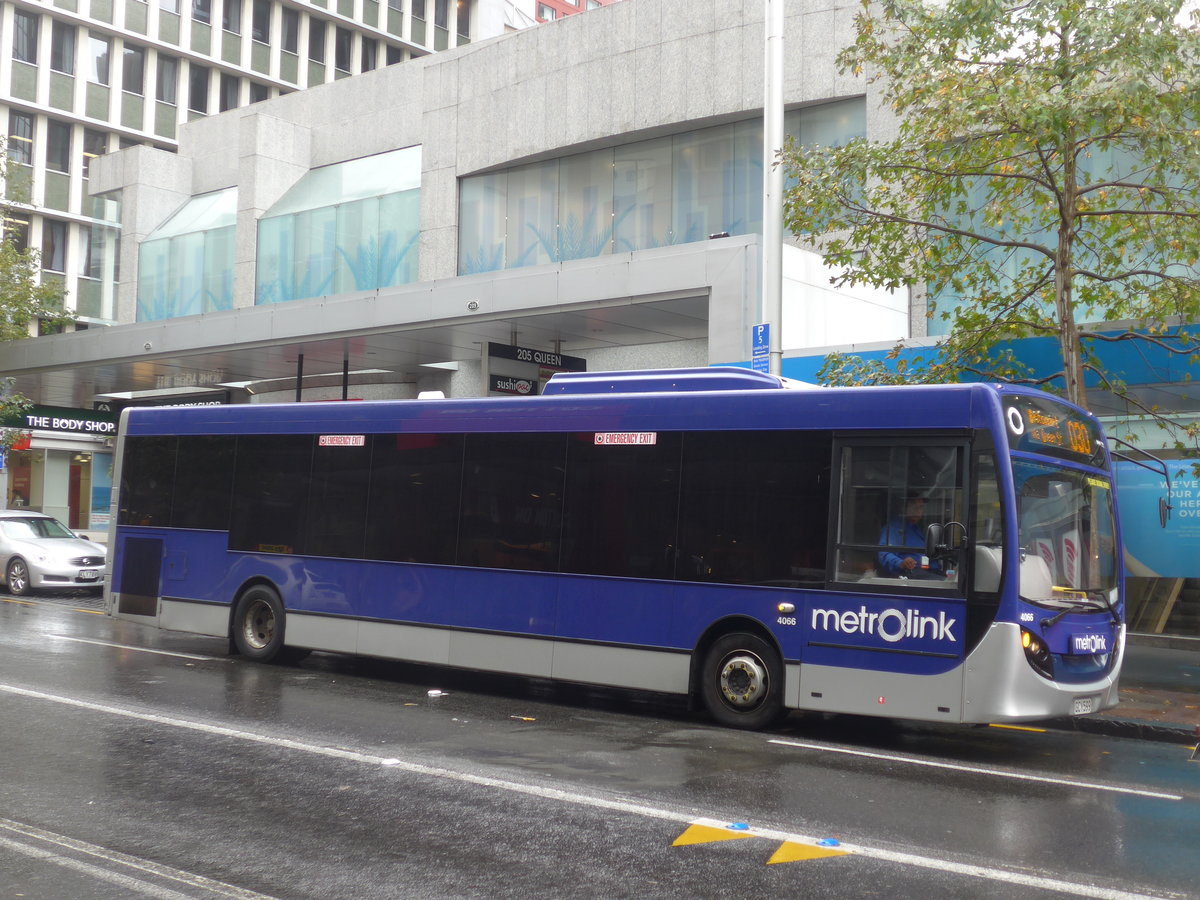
0,0 -> 1195,639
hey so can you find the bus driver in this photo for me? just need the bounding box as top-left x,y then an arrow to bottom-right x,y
877,495 -> 943,578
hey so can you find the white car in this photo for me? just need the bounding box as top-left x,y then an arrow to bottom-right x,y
0,511 -> 107,595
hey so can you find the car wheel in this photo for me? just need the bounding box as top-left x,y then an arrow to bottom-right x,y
6,558 -> 31,596
700,632 -> 785,730
232,585 -> 290,663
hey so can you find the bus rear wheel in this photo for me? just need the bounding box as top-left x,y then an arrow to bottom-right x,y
700,632 -> 784,730
233,585 -> 288,662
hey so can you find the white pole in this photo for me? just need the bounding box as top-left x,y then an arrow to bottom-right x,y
763,0 -> 785,376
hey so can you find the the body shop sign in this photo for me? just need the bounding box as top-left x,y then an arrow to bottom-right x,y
18,405 -> 116,436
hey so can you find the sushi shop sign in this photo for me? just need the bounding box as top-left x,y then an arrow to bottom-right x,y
487,342 -> 586,397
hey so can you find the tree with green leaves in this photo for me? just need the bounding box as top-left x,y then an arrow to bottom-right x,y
781,0 -> 1200,440
1,151 -> 74,448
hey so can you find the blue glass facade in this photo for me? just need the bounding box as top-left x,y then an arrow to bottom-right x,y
255,147 -> 421,305
458,99 -> 866,275
136,189 -> 236,321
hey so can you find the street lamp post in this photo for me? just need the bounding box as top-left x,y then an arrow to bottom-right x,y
763,0 -> 785,376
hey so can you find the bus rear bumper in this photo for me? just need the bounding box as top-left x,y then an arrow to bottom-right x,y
962,621 -> 1125,724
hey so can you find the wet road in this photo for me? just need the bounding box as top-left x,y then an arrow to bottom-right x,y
1,593 -> 1197,899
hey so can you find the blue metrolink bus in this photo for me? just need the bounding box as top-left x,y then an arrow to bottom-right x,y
106,368 -> 1124,729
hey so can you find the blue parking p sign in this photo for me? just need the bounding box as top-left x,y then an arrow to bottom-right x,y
751,323 -> 770,373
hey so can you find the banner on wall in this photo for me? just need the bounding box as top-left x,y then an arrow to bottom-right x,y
1115,459 -> 1200,578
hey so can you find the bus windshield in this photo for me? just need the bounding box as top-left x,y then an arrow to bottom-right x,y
1013,459 -> 1117,607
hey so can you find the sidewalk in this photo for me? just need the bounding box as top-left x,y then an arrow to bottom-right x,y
1050,641 -> 1200,745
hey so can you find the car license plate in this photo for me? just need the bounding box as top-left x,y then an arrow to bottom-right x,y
1072,695 -> 1098,716
79,569 -> 99,581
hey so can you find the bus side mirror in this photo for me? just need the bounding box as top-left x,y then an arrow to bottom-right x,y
926,523 -> 944,559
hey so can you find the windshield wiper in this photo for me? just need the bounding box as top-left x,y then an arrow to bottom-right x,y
1040,603 -> 1096,629
1039,590 -> 1120,629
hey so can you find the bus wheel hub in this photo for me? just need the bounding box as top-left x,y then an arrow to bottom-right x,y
719,654 -> 766,707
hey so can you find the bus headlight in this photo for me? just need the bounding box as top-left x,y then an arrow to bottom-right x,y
1021,628 -> 1054,679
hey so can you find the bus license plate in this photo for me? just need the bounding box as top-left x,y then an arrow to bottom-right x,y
79,569 -> 99,581
1072,695 -> 1098,716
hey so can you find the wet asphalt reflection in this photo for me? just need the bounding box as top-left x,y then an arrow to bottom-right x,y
1,591 -> 1198,900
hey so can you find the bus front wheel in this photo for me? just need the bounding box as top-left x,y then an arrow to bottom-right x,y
700,633 -> 784,730
232,585 -> 288,662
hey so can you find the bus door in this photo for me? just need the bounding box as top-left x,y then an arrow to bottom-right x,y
804,439 -> 970,721
109,531 -> 165,621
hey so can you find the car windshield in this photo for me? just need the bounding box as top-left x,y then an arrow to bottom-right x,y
1013,459 -> 1117,606
1,517 -> 76,540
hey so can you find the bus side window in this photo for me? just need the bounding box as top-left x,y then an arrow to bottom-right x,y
834,443 -> 963,589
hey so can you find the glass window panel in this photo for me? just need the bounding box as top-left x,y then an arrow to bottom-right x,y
361,38 -> 377,72
304,441 -> 370,559
833,444 -> 963,589
254,214 -> 293,303
189,64 -> 209,112
42,220 -> 68,272
12,10 -> 38,64
169,231 -> 206,316
263,147 -> 421,217
613,135 -> 673,252
458,173 -> 506,275
795,97 -> 867,148
51,21 -> 76,75
434,0 -> 449,28
293,206 -> 337,298
334,196 -> 377,293
161,0 -> 181,12
309,19 -> 326,62
7,112 -> 34,166
172,436 -> 236,529
146,188 -> 236,240
678,431 -> 831,586
46,121 -> 72,173
386,45 -> 403,65
335,27 -> 352,71
252,0 -> 271,42
123,45 -> 146,95
378,190 -> 419,285
413,0 -> 426,19
118,436 -> 176,526
137,237 -> 171,319
222,0 -> 242,33
505,160 -> 558,269
672,126 -> 738,243
203,225 -> 234,311
82,129 -> 107,179
459,433 -> 566,572
229,435 -> 313,555
193,0 -> 212,24
365,433 -> 464,565
89,37 -> 111,85
157,56 -> 178,104
557,149 -> 614,261
281,8 -> 299,53
249,81 -> 269,103
220,72 -> 239,111
560,431 -> 681,579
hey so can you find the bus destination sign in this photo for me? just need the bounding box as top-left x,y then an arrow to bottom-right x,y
1003,396 -> 1101,465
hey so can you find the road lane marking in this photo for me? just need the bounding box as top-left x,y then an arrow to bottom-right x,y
47,634 -> 221,662
0,596 -> 105,615
0,683 -> 1180,900
768,738 -> 1183,801
0,818 -> 277,899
